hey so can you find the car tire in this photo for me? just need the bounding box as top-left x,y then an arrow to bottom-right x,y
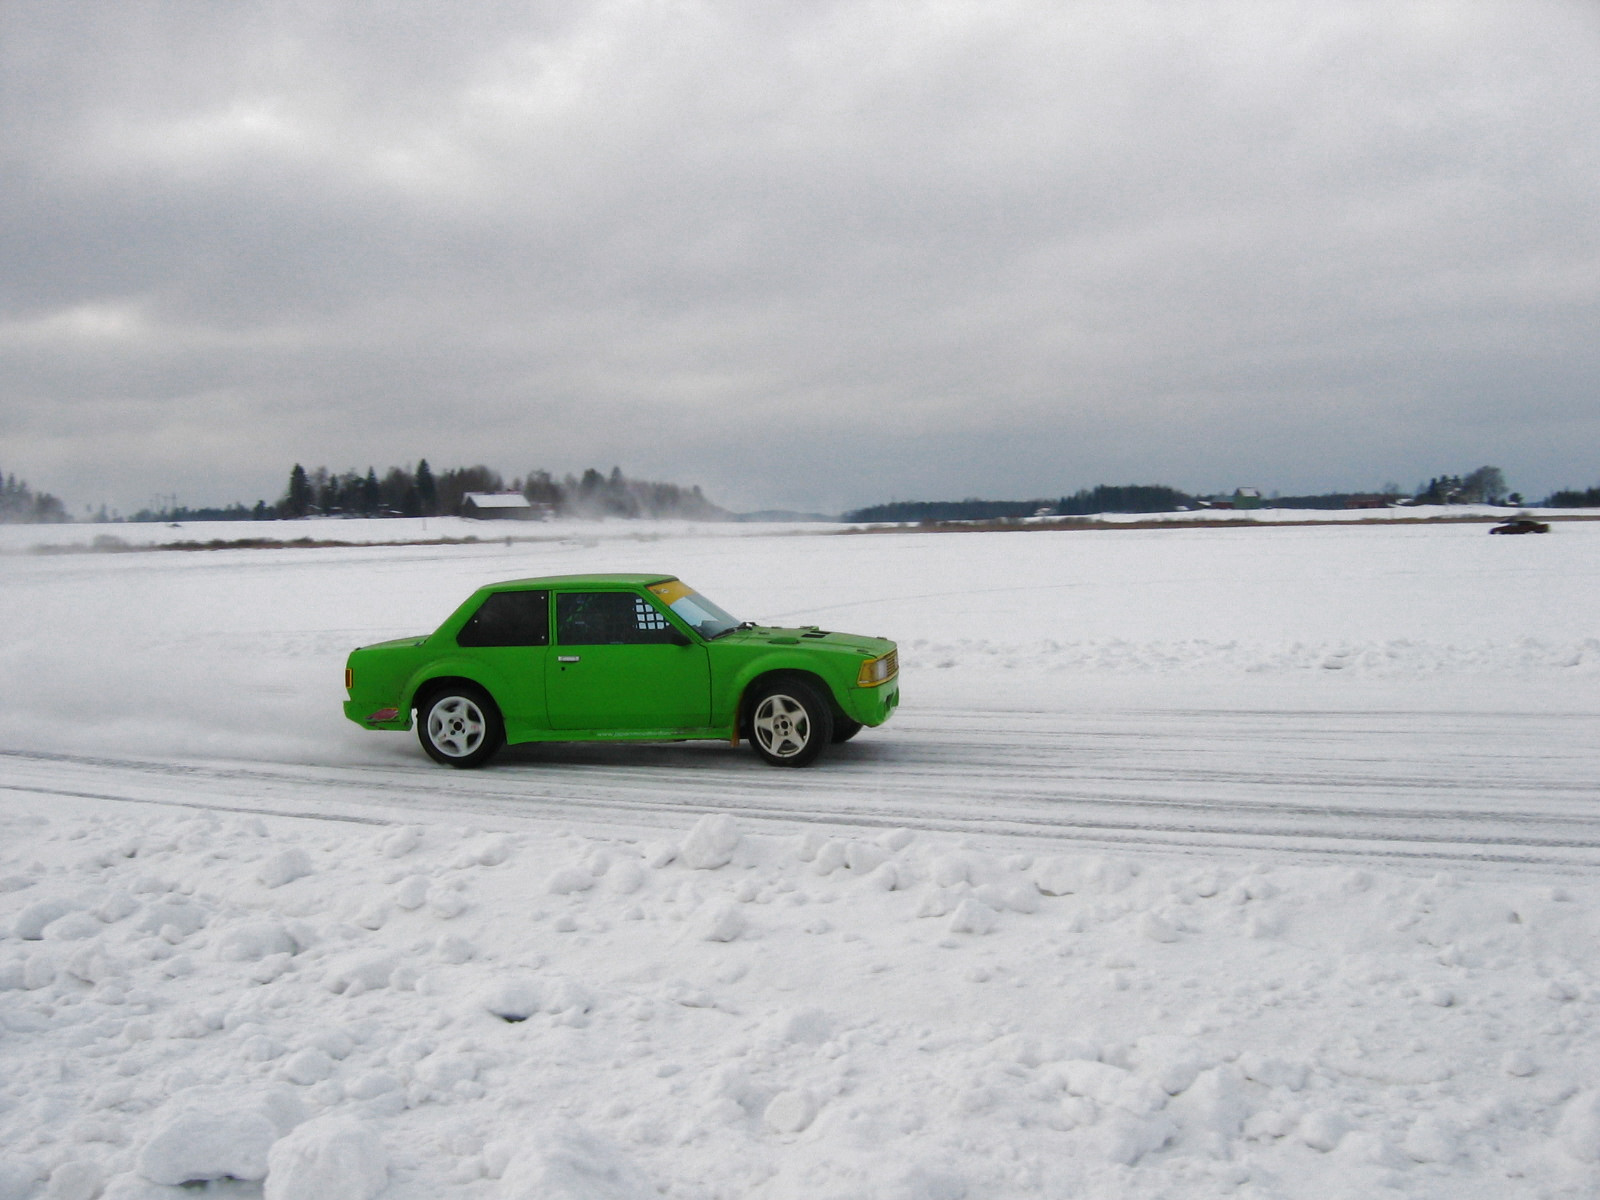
831,716 -> 864,744
748,680 -> 833,768
417,685 -> 504,768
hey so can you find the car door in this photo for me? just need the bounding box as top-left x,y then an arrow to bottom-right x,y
545,589 -> 710,731
452,589 -> 550,730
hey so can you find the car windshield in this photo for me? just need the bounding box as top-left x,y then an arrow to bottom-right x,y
647,580 -> 741,639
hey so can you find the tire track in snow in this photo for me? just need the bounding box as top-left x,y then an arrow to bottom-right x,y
4,703 -> 1599,872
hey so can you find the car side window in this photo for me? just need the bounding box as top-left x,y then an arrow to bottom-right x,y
456,590 -> 550,647
556,591 -> 681,645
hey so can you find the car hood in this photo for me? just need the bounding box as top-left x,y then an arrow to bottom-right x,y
716,625 -> 893,654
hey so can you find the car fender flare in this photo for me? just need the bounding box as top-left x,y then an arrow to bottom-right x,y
404,661 -> 499,717
727,658 -> 845,738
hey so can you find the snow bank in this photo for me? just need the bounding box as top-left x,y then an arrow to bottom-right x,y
3,805 -> 1598,1199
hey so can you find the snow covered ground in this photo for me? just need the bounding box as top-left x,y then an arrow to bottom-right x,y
3,519 -> 1599,1199
4,504 -> 1596,557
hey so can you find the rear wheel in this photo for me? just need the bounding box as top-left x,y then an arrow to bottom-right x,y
748,680 -> 833,768
417,685 -> 504,768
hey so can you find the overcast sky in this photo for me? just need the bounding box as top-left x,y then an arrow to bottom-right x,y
4,1 -> 1598,516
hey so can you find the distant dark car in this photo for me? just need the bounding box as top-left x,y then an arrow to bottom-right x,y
1490,519 -> 1550,535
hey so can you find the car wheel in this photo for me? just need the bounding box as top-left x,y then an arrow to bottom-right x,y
831,716 -> 864,744
749,680 -> 833,767
417,686 -> 504,768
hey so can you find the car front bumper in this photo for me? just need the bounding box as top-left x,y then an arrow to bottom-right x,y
843,679 -> 900,727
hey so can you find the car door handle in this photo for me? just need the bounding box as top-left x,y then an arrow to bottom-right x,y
557,655 -> 581,663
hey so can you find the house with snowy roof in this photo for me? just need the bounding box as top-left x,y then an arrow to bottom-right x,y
461,492 -> 544,520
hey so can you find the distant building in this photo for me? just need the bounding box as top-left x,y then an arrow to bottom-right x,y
1200,488 -> 1263,511
462,492 -> 541,520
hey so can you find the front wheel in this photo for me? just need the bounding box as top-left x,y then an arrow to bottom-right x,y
748,681 -> 833,768
418,686 -> 504,768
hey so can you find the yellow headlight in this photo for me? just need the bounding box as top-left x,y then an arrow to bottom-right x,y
856,650 -> 898,687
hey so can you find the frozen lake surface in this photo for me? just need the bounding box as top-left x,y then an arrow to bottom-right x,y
2,518 -> 1598,1198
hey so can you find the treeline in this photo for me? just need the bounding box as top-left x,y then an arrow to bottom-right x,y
842,463 -> 1600,523
0,468 -> 68,524
846,485 -> 1194,523
1546,484 -> 1600,507
277,461 -> 726,520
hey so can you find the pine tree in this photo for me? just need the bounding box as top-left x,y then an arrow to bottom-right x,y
416,460 -> 437,516
283,464 -> 312,518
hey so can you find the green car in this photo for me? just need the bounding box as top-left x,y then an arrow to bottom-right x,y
343,574 -> 899,768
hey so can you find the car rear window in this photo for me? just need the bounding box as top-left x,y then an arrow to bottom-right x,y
456,590 -> 550,647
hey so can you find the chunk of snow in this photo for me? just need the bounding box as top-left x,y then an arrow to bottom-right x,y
256,848 -> 313,889
480,979 -> 544,1024
538,978 -> 595,1017
929,855 -> 971,888
465,833 -> 513,866
916,887 -> 960,919
845,842 -> 888,873
379,825 -> 422,858
323,952 -> 400,996
1139,912 -> 1181,943
416,1053 -> 478,1091
811,840 -> 847,875
1558,1091 -> 1600,1162
1093,1112 -> 1177,1165
1299,1110 -> 1350,1152
947,898 -> 998,935
435,933 -> 476,964
45,1160 -> 103,1200
606,860 -> 646,894
393,874 -> 430,910
251,953 -> 294,984
865,862 -> 901,891
136,1107 -> 278,1185
695,901 -> 746,943
215,921 -> 297,962
1058,1060 -> 1167,1117
1084,858 -> 1135,894
40,911 -> 102,941
1502,1049 -> 1538,1077
1033,857 -> 1079,896
346,1071 -> 401,1100
878,828 -> 914,852
281,1048 -> 335,1085
498,1124 -> 654,1200
13,898 -> 80,940
1403,1113 -> 1459,1163
1238,1054 -> 1308,1091
548,866 -> 596,895
426,885 -> 467,918
0,1160 -> 44,1200
679,814 -> 741,870
642,841 -> 677,869
764,1089 -> 818,1134
769,1008 -> 831,1045
976,881 -> 1039,914
264,1118 -> 387,1200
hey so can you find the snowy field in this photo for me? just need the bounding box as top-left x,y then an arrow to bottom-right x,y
3,518 -> 1600,1199
3,504 -> 1592,556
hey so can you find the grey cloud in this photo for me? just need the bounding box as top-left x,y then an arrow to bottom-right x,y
3,0 -> 1598,514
